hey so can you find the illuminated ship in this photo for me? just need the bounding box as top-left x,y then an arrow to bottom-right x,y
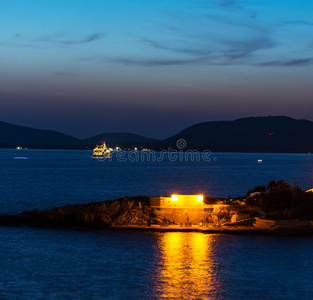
93,142 -> 111,157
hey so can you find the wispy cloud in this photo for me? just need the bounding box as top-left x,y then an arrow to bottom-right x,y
258,58 -> 313,67
109,57 -> 208,67
36,33 -> 105,46
138,33 -> 273,63
141,38 -> 213,56
215,0 -> 238,9
219,35 -> 274,61
126,11 -> 275,66
0,33 -> 43,49
0,32 -> 105,49
281,20 -> 313,26
113,56 -> 313,68
74,5 -> 308,69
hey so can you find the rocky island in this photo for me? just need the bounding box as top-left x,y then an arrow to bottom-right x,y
1,179 -> 313,236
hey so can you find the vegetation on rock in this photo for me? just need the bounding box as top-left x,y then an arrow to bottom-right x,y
246,179 -> 313,220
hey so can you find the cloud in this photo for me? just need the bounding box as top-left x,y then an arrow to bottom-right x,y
220,35 -> 274,61
61,33 -> 105,45
0,32 -> 105,49
74,6 -> 305,69
141,38 -> 213,56
107,28 -> 275,67
216,0 -> 238,8
0,34 -> 43,49
108,57 -> 208,67
131,9 -> 275,66
37,33 -> 105,46
139,33 -> 273,64
258,58 -> 313,67
281,20 -> 313,26
109,56 -> 313,68
136,14 -> 274,66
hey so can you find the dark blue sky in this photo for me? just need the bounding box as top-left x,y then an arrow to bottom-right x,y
0,0 -> 312,138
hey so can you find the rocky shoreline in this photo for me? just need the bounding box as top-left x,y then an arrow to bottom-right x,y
0,196 -> 312,236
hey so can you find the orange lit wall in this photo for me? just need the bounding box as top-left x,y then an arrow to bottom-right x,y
150,195 -> 204,208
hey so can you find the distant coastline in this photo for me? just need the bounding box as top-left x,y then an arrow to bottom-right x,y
2,116 -> 313,153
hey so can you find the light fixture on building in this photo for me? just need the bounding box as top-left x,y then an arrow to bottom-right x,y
197,195 -> 203,202
172,195 -> 178,201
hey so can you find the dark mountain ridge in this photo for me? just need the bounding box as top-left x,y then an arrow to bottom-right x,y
1,116 -> 313,152
160,116 -> 313,153
0,121 -> 81,148
0,120 -> 157,148
84,132 -> 158,147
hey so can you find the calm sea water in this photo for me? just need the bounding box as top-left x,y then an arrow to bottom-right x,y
0,149 -> 313,299
1,149 -> 313,214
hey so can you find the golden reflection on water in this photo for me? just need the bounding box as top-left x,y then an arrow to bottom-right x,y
154,232 -> 221,300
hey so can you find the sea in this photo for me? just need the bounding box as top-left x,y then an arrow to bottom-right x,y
0,149 -> 313,299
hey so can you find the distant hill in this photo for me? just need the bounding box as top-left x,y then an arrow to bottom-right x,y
0,121 -> 81,148
2,116 -> 313,152
0,121 -> 158,149
84,132 -> 158,147
160,116 -> 313,153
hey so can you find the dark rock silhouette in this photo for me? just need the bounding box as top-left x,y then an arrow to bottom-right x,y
0,197 -> 171,229
1,191 -> 313,235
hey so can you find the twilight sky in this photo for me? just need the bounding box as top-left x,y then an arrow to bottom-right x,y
0,0 -> 312,139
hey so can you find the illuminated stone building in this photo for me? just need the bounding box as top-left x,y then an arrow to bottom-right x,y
150,195 -> 229,225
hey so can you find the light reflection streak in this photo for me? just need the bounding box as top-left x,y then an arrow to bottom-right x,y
154,233 -> 221,299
